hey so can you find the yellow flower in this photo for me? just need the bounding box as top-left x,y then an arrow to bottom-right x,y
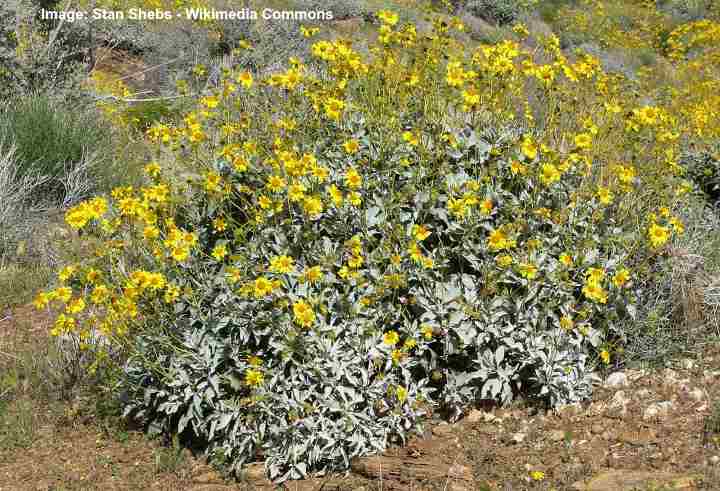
200,95 -> 219,109
377,10 -> 399,26
517,262 -> 538,280
270,255 -> 295,274
211,244 -> 228,261
348,191 -> 362,207
669,217 -> 684,235
402,131 -> 419,146
212,217 -> 227,232
582,281 -> 608,304
510,160 -> 527,175
324,97 -> 346,120
574,132 -> 593,149
253,277 -> 275,298
343,139 -> 360,154
383,330 -> 400,346
288,183 -> 307,202
521,137 -> 538,160
266,175 -> 287,192
420,324 -> 433,340
237,71 -> 253,89
33,292 -> 50,309
396,386 -> 408,403
560,316 -> 574,331
479,199 -> 494,215
487,229 -> 509,251
293,300 -> 316,327
648,223 -> 671,248
248,355 -> 263,367
539,163 -> 561,185
171,246 -> 190,262
529,470 -> 545,481
600,350 -> 610,364
65,297 -> 86,314
585,267 -> 605,283
612,268 -> 630,288
245,369 -> 264,387
496,254 -> 513,268
597,186 -> 614,205
344,168 -> 362,189
559,253 -> 573,267
301,266 -> 323,283
412,224 -> 431,241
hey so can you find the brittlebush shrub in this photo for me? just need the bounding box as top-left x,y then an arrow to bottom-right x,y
35,11 -> 698,481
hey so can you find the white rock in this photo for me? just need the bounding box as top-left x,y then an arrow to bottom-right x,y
711,456 -> 720,465
643,401 -> 674,421
690,388 -> 705,402
465,409 -> 486,423
637,388 -> 651,398
608,390 -> 631,417
605,372 -> 628,388
512,432 -> 526,444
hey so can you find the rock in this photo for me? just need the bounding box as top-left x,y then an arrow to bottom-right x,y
690,388 -> 705,402
643,401 -> 674,421
617,428 -> 657,446
608,390 -> 630,417
433,423 -> 454,437
637,388 -> 651,398
711,455 -> 720,465
511,432 -> 526,444
626,368 -> 648,381
605,372 -> 628,388
550,429 -> 566,442
575,469 -> 697,490
556,402 -> 583,418
243,463 -> 267,481
590,423 -> 604,435
465,409 -> 485,423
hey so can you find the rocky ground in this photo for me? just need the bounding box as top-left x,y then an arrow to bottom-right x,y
2,306 -> 720,490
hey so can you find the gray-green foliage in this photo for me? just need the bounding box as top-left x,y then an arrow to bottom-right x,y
118,121 -> 634,480
683,145 -> 720,204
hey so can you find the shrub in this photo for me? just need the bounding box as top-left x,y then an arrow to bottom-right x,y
623,197 -> 720,365
0,144 -> 49,261
465,0 -> 536,26
0,94 -> 112,201
36,10 -> 699,482
684,146 -> 720,204
0,1 -> 89,99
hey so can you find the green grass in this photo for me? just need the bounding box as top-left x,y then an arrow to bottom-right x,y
0,94 -> 112,201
